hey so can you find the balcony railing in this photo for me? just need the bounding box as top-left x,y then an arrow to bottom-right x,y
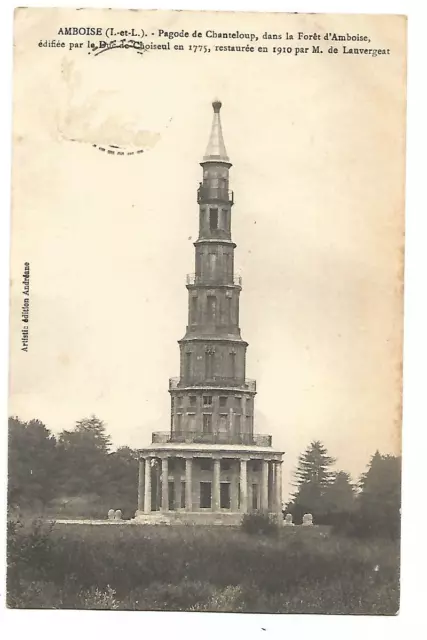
169,377 -> 256,392
186,274 -> 242,287
152,431 -> 272,447
197,186 -> 234,204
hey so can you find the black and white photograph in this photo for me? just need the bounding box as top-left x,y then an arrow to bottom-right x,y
6,7 -> 406,617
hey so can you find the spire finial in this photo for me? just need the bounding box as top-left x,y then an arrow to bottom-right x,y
212,98 -> 222,113
203,99 -> 230,163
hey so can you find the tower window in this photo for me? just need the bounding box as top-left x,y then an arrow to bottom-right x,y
191,296 -> 198,323
205,351 -> 214,378
207,295 -> 217,322
219,396 -> 227,408
203,395 -> 213,406
227,297 -> 232,324
202,415 -> 213,434
221,209 -> 228,230
200,482 -> 212,508
187,413 -> 195,432
208,253 -> 217,279
185,352 -> 192,380
195,251 -> 201,274
177,396 -> 183,407
220,483 -> 231,509
209,208 -> 218,231
189,396 -> 196,406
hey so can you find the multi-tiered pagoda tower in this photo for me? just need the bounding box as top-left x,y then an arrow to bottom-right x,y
135,100 -> 284,525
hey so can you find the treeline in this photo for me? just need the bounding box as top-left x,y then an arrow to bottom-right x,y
8,416 -> 401,537
8,415 -> 138,519
285,440 -> 401,539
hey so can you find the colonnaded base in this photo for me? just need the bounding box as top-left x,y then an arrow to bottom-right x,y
133,443 -> 284,527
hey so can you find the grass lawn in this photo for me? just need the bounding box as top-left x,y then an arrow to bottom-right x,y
7,520 -> 400,614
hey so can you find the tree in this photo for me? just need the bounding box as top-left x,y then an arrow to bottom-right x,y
323,471 -> 356,516
288,440 -> 336,523
357,451 -> 401,538
75,415 -> 112,453
105,446 -> 139,517
56,415 -> 111,497
293,440 -> 336,488
8,416 -> 58,508
8,413 -> 143,519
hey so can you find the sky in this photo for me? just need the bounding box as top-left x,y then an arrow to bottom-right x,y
9,9 -> 406,500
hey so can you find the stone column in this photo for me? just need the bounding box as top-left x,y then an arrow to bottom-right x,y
185,457 -> 193,511
268,461 -> 274,511
239,458 -> 248,513
161,457 -> 169,512
275,461 -> 283,516
231,463 -> 239,511
271,462 -> 276,513
144,456 -> 152,513
261,459 -> 269,512
137,458 -> 145,512
213,457 -> 221,511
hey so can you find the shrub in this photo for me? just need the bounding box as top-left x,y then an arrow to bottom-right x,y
44,494 -> 136,521
123,580 -> 216,611
7,517 -> 55,575
7,580 -> 62,609
7,517 -> 56,606
78,586 -> 119,610
6,521 -> 400,614
331,510 -> 400,540
240,511 -> 279,536
190,585 -> 245,612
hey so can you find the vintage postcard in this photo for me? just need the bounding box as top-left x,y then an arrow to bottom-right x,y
7,7 -> 406,614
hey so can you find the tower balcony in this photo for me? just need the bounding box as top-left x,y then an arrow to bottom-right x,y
169,376 -> 256,392
197,185 -> 234,205
151,431 -> 272,447
186,273 -> 242,287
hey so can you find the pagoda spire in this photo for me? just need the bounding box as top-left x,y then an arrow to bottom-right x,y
203,99 -> 230,164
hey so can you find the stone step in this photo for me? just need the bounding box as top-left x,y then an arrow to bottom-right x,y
132,511 -> 244,526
